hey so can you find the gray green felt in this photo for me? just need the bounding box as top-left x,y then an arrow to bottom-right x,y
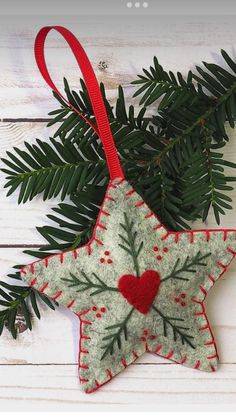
21,178 -> 236,393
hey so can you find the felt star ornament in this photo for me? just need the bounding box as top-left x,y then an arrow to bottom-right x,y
21,177 -> 236,392
21,26 -> 236,393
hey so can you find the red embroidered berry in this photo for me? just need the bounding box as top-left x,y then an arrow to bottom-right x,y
92,306 -> 97,311
96,313 -> 101,318
156,255 -> 162,261
104,251 -> 110,256
163,247 -> 169,253
100,258 -> 105,263
181,293 -> 186,299
107,259 -> 113,264
181,301 -> 186,307
175,297 -> 180,303
150,335 -> 156,340
101,307 -> 106,313
141,337 -> 146,342
143,330 -> 149,335
153,246 -> 159,252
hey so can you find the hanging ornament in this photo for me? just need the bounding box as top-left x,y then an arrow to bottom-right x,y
21,26 -> 236,393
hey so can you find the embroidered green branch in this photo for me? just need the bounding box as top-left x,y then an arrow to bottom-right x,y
152,305 -> 195,349
161,251 -> 211,283
118,213 -> 144,277
100,308 -> 135,360
62,272 -> 118,296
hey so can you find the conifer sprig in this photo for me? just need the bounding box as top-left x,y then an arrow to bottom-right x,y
0,282 -> 57,338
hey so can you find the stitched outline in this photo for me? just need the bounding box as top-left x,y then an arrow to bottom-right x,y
78,308 -> 144,394
191,300 -> 219,369
20,178 -> 236,392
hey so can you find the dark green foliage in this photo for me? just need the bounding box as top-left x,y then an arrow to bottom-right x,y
24,185 -> 106,260
1,49 -> 236,337
0,281 -> 56,339
2,81 -> 154,205
132,56 -> 198,109
133,50 -> 236,138
2,136 -> 107,203
180,140 -> 236,223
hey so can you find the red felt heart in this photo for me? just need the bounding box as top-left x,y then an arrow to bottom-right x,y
118,270 -> 161,314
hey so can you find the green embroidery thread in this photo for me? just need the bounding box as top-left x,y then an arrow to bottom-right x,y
152,305 -> 195,349
101,308 -> 135,360
161,252 -> 211,283
62,272 -> 118,296
118,212 -> 144,277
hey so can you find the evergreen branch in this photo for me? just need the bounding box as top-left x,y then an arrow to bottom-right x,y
181,136 -> 236,224
1,138 -> 107,202
132,56 -> 198,109
51,79 -> 151,134
134,50 -> 236,174
118,213 -> 143,276
24,185 -> 106,259
152,305 -> 195,349
138,164 -> 189,229
0,281 -> 57,338
152,82 -> 236,166
161,251 -> 211,282
100,308 -> 135,360
62,272 -> 118,296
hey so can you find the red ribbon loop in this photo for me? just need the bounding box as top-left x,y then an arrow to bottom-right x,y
34,26 -> 124,180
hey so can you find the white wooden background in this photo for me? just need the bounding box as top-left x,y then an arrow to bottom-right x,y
1,15 -> 236,411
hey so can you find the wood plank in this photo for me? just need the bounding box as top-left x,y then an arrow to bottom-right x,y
0,364 -> 236,410
1,16 -> 236,118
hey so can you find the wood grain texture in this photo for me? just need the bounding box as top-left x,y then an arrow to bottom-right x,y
1,364 -> 236,410
1,15 -> 236,118
1,15 -> 236,410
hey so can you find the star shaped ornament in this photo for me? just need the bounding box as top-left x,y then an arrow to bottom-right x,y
21,177 -> 236,393
21,26 -> 236,393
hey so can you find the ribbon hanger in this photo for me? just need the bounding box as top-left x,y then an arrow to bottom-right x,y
34,26 -> 124,180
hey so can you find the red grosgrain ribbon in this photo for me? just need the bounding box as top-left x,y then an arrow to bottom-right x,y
34,26 -> 124,180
